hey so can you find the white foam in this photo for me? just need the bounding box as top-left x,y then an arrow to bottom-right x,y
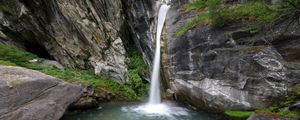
122,103 -> 189,117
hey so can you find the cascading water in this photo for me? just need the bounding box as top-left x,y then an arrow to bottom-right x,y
148,3 -> 170,105
132,3 -> 189,116
133,4 -> 173,114
122,2 -> 190,117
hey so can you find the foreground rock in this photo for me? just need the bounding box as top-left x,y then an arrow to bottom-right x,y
0,66 -> 84,120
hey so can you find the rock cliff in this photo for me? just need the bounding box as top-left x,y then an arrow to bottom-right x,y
0,0 -> 129,83
0,0 -> 164,83
163,0 -> 300,111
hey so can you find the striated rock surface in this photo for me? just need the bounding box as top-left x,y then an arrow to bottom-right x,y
123,0 -> 159,66
0,65 -> 84,120
0,0 -> 128,83
161,0 -> 300,111
0,0 -> 164,83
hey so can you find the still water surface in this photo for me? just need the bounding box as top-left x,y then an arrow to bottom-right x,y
62,102 -> 224,120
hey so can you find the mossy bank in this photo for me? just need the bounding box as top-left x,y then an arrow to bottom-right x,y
0,43 -> 149,101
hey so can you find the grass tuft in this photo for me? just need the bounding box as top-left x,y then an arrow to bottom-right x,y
225,110 -> 254,119
0,60 -> 17,66
184,0 -> 207,11
0,44 -> 37,64
175,12 -> 209,37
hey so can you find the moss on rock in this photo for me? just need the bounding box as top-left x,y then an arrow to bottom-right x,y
224,110 -> 254,119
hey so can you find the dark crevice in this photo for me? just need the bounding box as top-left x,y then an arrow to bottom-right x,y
120,0 -> 137,51
23,42 -> 53,60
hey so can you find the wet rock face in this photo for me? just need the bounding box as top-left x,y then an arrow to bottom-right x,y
68,85 -> 115,111
164,0 -> 300,111
0,66 -> 84,120
69,97 -> 99,110
0,0 -> 127,83
123,0 -> 158,66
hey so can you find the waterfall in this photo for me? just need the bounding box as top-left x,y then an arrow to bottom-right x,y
131,3 -> 189,116
148,4 -> 170,105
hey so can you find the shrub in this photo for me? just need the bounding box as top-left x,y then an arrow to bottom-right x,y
126,47 -> 149,98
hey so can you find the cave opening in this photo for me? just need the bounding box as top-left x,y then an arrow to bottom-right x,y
24,42 -> 54,60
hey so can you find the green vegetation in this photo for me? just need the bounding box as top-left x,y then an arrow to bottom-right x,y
176,0 -> 299,37
277,0 -> 300,20
184,0 -> 207,11
224,110 -> 254,119
255,109 -> 299,119
24,65 -> 138,100
126,47 -> 149,98
275,0 -> 300,30
254,87 -> 300,119
0,44 -> 37,63
277,111 -> 299,118
225,87 -> 300,119
0,4 -> 19,20
206,0 -> 224,28
175,12 -> 209,37
0,44 -> 149,101
0,60 -> 17,66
